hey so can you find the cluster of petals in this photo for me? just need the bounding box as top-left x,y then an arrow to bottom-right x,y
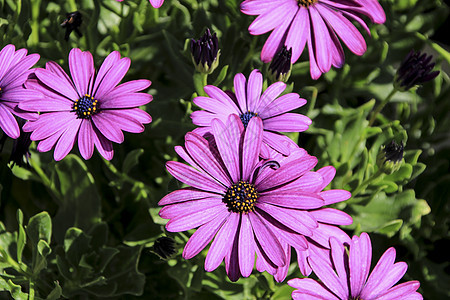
0,44 -> 40,139
241,0 -> 386,79
258,145 -> 352,282
116,0 -> 164,9
159,114 -> 350,281
19,48 -> 152,161
288,232 -> 423,299
191,69 -> 312,157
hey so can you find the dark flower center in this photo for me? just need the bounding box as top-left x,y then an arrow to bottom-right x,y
73,94 -> 98,119
239,111 -> 258,128
223,180 -> 258,214
0,87 -> 3,97
298,0 -> 318,7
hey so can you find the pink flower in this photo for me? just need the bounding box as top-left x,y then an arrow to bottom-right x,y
241,0 -> 386,79
20,48 -> 152,161
0,44 -> 40,139
288,232 -> 423,299
191,69 -> 311,157
159,115 -> 350,281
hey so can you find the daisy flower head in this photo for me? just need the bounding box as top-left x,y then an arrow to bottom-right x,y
191,69 -> 312,157
159,114 -> 349,281
0,44 -> 40,139
115,0 -> 164,9
20,48 -> 152,161
288,232 -> 423,300
252,144 -> 352,282
241,0 -> 386,79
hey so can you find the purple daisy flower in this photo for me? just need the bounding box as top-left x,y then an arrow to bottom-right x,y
241,0 -> 386,79
191,69 -> 311,157
20,48 -> 152,161
252,145 -> 352,282
0,44 -> 40,139
288,232 -> 423,299
158,114 -> 349,281
116,0 -> 164,8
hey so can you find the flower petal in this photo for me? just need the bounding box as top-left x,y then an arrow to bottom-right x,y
182,209 -> 229,259
242,117 -> 263,180
288,278 -> 339,299
166,161 -> 226,194
78,120 -> 95,160
159,188 -> 219,205
205,213 -> 239,272
238,214 -> 255,277
165,205 -> 227,232
54,118 -> 82,161
0,105 -> 20,138
249,212 -> 286,267
256,156 -> 318,191
69,48 -> 94,96
350,232 -> 372,298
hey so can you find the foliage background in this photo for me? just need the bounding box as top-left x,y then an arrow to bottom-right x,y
0,0 -> 449,299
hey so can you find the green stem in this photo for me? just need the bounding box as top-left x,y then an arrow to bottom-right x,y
28,0 -> 41,46
368,89 -> 397,126
201,72 -> 208,88
302,86 -> 318,115
29,279 -> 35,300
352,169 -> 383,197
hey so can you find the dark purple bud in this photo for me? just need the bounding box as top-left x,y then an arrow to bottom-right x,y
61,11 -> 83,41
395,50 -> 440,91
268,46 -> 292,82
190,28 -> 220,74
9,119 -> 32,168
376,141 -> 404,174
151,236 -> 176,259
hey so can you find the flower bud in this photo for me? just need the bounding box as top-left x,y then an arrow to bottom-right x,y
151,236 -> 176,259
190,28 -> 220,74
268,46 -> 292,82
377,141 -> 404,174
8,119 -> 32,168
61,11 -> 83,41
394,50 -> 439,91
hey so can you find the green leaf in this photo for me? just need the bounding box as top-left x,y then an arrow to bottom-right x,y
26,211 -> 52,245
376,219 -> 404,237
213,65 -> 229,86
122,148 -> 144,174
63,227 -> 91,267
0,278 -> 28,300
45,281 -> 62,300
272,284 -> 295,300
